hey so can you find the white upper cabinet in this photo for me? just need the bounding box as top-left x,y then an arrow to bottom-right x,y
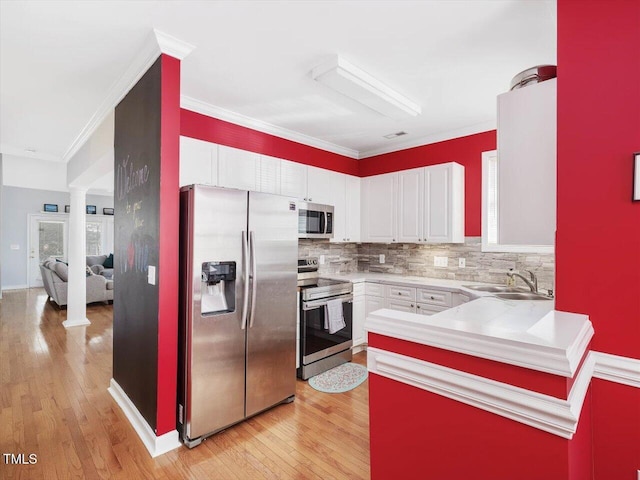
397,168 -> 424,243
361,163 -> 465,244
218,145 -> 259,191
258,155 -> 281,195
306,166 -> 340,205
280,159 -> 308,199
361,173 -> 397,243
424,162 -> 464,243
330,174 -> 361,243
344,175 -> 361,243
179,136 -> 218,187
497,78 -> 556,246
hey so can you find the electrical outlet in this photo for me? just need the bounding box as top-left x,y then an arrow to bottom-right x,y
434,256 -> 448,267
319,255 -> 325,265
147,265 -> 156,285
379,254 -> 385,264
458,258 -> 466,268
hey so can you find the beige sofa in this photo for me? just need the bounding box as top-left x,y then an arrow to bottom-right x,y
40,258 -> 114,307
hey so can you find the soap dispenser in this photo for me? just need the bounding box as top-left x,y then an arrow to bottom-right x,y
506,268 -> 516,287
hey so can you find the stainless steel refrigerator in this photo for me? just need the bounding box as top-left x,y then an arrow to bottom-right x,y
178,185 -> 298,448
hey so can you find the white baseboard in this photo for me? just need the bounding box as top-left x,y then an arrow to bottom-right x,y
352,344 -> 367,355
63,317 -> 91,328
1,284 -> 29,291
108,378 -> 182,457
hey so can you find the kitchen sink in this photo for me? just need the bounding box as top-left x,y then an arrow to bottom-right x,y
493,292 -> 553,301
463,285 -> 530,293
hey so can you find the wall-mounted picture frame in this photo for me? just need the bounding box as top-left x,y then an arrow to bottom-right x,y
44,203 -> 58,213
103,208 -> 114,215
634,152 -> 640,202
86,205 -> 97,215
64,205 -> 70,213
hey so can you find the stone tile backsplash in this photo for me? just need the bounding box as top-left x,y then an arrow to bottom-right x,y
299,238 -> 555,293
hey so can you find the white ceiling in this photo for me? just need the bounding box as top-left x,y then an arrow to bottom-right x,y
0,0 -> 556,163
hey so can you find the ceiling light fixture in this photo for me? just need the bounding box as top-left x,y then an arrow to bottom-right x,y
311,55 -> 421,119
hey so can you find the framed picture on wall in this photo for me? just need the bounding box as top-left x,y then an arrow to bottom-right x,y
86,205 -> 97,214
43,204 -> 58,213
65,205 -> 70,213
634,152 -> 640,202
103,208 -> 114,215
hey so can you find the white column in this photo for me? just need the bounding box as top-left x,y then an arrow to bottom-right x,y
63,187 -> 90,328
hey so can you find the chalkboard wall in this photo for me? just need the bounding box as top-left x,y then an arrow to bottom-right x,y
113,58 -> 161,430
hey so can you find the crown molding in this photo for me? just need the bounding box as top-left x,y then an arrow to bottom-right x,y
62,29 -> 195,164
368,347 -> 595,439
181,95 -> 360,159
358,120 -> 497,159
154,29 -> 195,60
592,351 -> 640,388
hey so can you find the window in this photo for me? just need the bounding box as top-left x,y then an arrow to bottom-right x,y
86,221 -> 103,255
482,150 -> 553,253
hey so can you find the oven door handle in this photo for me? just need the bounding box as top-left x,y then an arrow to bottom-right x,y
302,294 -> 353,311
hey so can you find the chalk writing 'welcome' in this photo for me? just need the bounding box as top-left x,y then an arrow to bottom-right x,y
116,155 -> 150,200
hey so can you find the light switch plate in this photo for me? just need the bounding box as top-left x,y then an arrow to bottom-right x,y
458,258 -> 466,268
434,256 -> 448,267
379,254 -> 385,264
10,244 -> 20,250
319,255 -> 325,265
147,265 -> 156,285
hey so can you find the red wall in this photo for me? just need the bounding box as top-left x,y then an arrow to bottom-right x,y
157,54 -> 181,435
181,109 -> 360,176
369,373 -> 592,480
358,131 -> 496,236
556,0 -> 640,358
557,1 -> 640,478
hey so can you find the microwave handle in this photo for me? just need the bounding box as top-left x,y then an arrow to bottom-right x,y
320,211 -> 326,234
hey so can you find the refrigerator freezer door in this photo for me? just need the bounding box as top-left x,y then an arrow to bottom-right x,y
246,192 -> 298,417
185,186 -> 249,440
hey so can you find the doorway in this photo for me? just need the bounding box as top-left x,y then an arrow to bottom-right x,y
28,215 -> 68,287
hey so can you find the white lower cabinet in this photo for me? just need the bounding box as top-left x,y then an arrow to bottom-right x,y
385,298 -> 416,313
352,283 -> 366,348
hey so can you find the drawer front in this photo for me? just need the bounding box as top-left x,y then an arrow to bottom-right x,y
353,282 -> 366,296
416,303 -> 449,316
365,282 -> 385,297
386,298 -> 416,313
386,285 -> 417,301
416,288 -> 452,307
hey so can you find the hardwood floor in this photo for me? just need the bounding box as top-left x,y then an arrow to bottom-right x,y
0,289 -> 370,479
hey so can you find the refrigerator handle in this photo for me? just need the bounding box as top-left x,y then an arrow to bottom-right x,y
249,231 -> 258,328
241,231 -> 250,330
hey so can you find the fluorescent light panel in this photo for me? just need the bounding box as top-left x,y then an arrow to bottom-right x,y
311,55 -> 421,119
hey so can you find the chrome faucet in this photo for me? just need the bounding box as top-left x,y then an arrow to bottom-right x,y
507,270 -> 538,293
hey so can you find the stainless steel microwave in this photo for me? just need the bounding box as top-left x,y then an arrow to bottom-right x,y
298,202 -> 334,239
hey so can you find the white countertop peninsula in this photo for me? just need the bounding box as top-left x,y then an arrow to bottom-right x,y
323,272 -> 592,376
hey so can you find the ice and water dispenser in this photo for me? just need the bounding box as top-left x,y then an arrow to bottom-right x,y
201,261 -> 236,315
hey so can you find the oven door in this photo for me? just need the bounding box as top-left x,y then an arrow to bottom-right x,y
301,293 -> 353,366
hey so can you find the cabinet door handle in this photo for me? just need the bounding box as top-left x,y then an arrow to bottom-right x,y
410,304 -> 414,308
309,198 -> 313,201
430,296 -> 435,300
417,305 -> 421,309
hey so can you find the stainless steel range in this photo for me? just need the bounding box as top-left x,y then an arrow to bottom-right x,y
297,258 -> 353,380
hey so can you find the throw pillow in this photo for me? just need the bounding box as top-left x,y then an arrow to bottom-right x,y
103,253 -> 114,269
54,262 -> 69,282
86,266 -> 95,277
